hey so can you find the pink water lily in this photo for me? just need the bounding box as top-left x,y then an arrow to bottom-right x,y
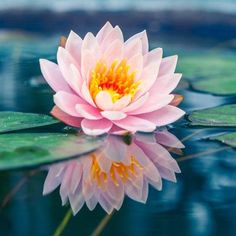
43,130 -> 184,215
40,22 -> 185,135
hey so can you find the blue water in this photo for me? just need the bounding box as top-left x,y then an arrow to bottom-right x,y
1,0 -> 236,13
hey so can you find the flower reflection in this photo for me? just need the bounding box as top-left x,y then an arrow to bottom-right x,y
43,130 -> 184,214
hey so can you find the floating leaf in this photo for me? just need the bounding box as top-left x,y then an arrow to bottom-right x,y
191,77 -> 236,95
178,53 -> 236,95
0,112 -> 60,133
188,104 -> 236,127
0,133 -> 103,170
210,132 -> 236,148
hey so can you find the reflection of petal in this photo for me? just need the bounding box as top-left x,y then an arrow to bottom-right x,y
43,130 -> 184,214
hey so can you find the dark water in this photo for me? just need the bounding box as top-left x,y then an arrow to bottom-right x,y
0,11 -> 236,236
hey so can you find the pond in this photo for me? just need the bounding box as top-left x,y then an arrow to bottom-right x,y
0,9 -> 236,236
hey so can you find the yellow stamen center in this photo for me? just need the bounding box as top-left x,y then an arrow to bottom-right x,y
90,155 -> 143,189
89,60 -> 141,102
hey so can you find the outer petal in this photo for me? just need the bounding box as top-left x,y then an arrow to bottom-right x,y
65,30 -> 82,65
57,47 -> 83,95
155,130 -> 185,149
150,73 -> 182,95
158,55 -> 178,77
100,26 -> 124,52
39,59 -> 72,93
122,92 -> 149,113
54,91 -> 84,117
76,104 -> 102,120
129,95 -> 174,115
81,82 -> 96,107
43,164 -> 65,195
138,105 -> 185,127
125,30 -> 148,55
51,106 -> 82,128
124,38 -> 142,59
81,118 -> 113,135
134,63 -> 159,99
96,22 -> 114,43
143,48 -> 163,67
113,116 -> 156,133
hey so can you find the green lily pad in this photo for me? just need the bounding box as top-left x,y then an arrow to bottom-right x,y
210,132 -> 236,148
188,104 -> 236,127
0,133 -> 103,170
0,112 -> 60,133
178,53 -> 236,95
191,77 -> 236,95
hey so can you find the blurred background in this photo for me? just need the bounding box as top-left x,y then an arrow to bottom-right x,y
0,1 -> 236,236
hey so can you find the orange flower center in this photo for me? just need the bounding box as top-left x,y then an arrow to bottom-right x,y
90,155 -> 143,188
89,60 -> 141,102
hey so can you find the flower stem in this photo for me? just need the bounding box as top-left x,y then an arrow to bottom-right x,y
53,208 -> 73,236
91,211 -> 115,236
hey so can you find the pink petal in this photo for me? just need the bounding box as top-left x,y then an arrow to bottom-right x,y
143,48 -> 163,67
108,124 -> 127,135
127,53 -> 143,79
122,92 -> 149,113
43,164 -> 65,195
81,118 -> 113,135
159,55 -> 178,77
70,64 -> 84,97
69,185 -> 85,215
81,82 -> 96,107
100,26 -> 124,52
85,195 -> 98,211
82,32 -> 99,53
95,91 -> 113,110
101,111 -> 127,120
151,73 -> 182,95
125,177 -> 143,202
155,163 -> 177,182
103,136 -> 128,162
70,163 -> 82,194
137,141 -> 181,173
112,95 -> 131,110
106,177 -> 124,209
81,49 -> 97,82
76,104 -> 102,120
57,47 -> 82,95
125,30 -> 148,55
39,59 -> 72,93
96,21 -> 114,43
124,38 -> 142,59
60,164 -> 74,205
140,178 -> 149,203
97,155 -> 112,173
97,193 -> 114,214
138,105 -> 185,126
65,30 -> 82,65
51,106 -> 82,128
103,39 -> 124,65
54,91 -> 84,117
113,116 -> 156,132
129,95 -> 174,115
155,130 -> 185,149
134,63 -> 159,99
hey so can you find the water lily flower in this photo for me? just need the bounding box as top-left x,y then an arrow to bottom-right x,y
40,22 -> 185,135
43,130 -> 184,215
